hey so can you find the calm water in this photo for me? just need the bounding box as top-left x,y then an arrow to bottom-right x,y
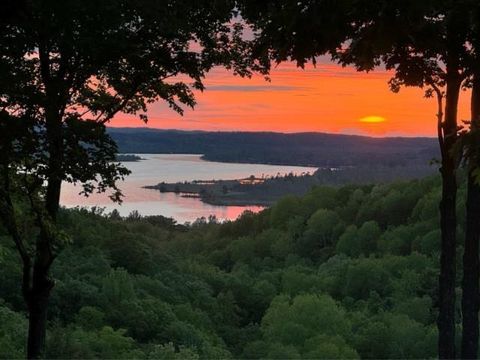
61,154 -> 317,223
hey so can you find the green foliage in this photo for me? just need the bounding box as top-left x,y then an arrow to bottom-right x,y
270,195 -> 302,229
147,343 -> 199,360
336,221 -> 381,257
336,225 -> 361,257
262,294 -> 351,344
0,176 -> 463,358
101,269 -> 136,305
0,302 -> 27,359
47,326 -> 143,359
303,335 -> 359,359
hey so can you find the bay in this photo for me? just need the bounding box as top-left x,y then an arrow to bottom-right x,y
61,154 -> 317,223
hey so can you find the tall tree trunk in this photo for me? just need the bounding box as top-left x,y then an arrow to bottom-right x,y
25,97 -> 63,358
26,263 -> 54,359
461,75 -> 480,359
26,223 -> 57,359
438,70 -> 461,360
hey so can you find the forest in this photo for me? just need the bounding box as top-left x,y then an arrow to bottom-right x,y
0,175 -> 459,358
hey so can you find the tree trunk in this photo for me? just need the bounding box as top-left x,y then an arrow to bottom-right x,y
26,266 -> 53,359
438,71 -> 461,360
439,163 -> 458,359
461,76 -> 480,359
25,96 -> 63,358
21,16 -> 67,358
25,226 -> 56,359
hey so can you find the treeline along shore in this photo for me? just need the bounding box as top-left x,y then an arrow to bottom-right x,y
146,165 -> 439,207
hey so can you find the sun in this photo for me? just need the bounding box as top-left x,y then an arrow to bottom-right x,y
359,116 -> 387,123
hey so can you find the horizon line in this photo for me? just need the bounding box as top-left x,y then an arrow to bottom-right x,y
106,126 -> 437,140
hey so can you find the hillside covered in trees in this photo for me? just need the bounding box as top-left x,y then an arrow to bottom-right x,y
109,128 -> 438,167
0,175 -> 462,358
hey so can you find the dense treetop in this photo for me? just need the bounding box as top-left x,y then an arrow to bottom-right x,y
0,175 -> 462,358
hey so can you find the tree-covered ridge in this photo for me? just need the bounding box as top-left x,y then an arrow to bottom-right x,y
108,128 -> 438,167
0,176 -> 460,358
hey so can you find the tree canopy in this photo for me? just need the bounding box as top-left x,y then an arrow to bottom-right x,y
0,174 -> 455,359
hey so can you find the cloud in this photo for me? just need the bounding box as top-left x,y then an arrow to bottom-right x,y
206,84 -> 309,92
339,127 -> 431,138
272,61 -> 391,79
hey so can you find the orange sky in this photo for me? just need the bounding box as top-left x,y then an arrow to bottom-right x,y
112,61 -> 471,137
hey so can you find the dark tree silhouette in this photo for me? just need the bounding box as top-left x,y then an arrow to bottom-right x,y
240,1 -> 473,357
460,7 -> 480,353
461,75 -> 480,359
335,4 -> 469,358
0,1 -> 266,358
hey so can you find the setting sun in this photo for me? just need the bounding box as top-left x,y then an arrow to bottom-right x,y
359,116 -> 387,123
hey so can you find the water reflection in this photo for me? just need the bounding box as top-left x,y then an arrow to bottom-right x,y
61,154 -> 317,223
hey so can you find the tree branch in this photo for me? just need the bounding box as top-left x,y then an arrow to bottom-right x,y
22,173 -> 56,266
96,73 -> 177,124
0,166 -> 31,265
428,81 -> 446,159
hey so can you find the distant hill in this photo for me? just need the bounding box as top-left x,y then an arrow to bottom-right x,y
108,128 -> 439,168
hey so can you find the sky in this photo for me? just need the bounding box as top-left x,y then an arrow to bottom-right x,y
112,60 -> 471,137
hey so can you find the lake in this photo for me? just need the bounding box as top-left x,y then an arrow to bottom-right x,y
61,154 -> 317,223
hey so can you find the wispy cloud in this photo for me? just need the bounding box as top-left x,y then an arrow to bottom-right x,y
206,84 -> 310,92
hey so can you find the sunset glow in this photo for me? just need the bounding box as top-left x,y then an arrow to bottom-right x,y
359,116 -> 386,123
112,59 -> 471,137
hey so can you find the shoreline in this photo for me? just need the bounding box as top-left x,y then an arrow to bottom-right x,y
144,176 -> 288,207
